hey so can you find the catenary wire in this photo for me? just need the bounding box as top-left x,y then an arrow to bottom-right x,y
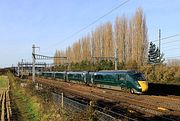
162,39 -> 180,44
151,33 -> 180,42
43,0 -> 130,51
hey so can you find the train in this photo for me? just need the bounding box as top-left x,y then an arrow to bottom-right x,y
38,70 -> 148,94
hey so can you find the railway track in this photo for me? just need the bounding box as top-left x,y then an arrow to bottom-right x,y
65,82 -> 179,121
50,90 -> 138,121
0,89 -> 11,121
0,76 -> 12,121
52,92 -> 122,121
85,86 -> 180,120
35,77 -> 180,121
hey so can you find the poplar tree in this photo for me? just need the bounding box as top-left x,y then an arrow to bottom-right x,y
114,16 -> 128,63
103,22 -> 113,57
131,8 -> 148,66
53,8 -> 148,69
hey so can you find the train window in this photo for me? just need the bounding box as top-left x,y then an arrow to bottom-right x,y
95,75 -> 103,80
76,75 -> 80,79
100,75 -> 103,79
105,75 -> 113,80
132,73 -> 145,81
118,74 -> 126,81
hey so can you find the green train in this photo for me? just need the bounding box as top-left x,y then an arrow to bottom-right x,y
39,70 -> 148,94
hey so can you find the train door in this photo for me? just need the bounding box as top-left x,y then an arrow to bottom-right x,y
64,71 -> 67,81
117,74 -> 127,88
91,74 -> 94,84
83,72 -> 86,83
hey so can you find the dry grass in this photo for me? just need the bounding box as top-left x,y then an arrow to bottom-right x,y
140,65 -> 180,84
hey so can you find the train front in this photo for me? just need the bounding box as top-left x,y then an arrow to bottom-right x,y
132,72 -> 148,93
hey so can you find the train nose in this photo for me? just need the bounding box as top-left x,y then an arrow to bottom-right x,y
138,81 -> 148,92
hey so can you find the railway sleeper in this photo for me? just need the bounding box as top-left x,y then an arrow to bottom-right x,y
36,78 -> 179,121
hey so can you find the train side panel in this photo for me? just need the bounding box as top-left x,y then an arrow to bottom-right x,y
39,70 -> 148,94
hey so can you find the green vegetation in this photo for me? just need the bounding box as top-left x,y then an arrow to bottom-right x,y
140,65 -> 180,85
8,73 -> 40,121
54,60 -> 115,71
0,76 -> 8,89
148,42 -> 165,64
7,73 -> 96,121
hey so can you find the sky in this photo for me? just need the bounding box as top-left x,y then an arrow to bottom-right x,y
0,0 -> 180,67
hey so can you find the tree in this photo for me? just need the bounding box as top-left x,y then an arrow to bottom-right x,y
103,22 -> 113,57
91,26 -> 102,58
54,50 -> 58,65
81,35 -> 91,60
54,8 -> 149,69
130,8 -> 148,66
72,40 -> 82,63
114,16 -> 128,63
148,42 -> 165,64
54,50 -> 62,65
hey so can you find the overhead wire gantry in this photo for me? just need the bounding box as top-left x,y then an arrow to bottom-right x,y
32,44 -> 67,83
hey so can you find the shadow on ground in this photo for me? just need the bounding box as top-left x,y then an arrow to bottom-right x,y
96,99 -> 180,121
146,83 -> 180,96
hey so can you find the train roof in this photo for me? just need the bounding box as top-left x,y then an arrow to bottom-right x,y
54,71 -> 66,73
67,71 -> 88,74
97,70 -> 139,74
41,70 -> 141,74
42,71 -> 54,73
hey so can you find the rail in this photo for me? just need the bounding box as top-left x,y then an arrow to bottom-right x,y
36,77 -> 179,121
52,91 -> 136,121
0,77 -> 11,121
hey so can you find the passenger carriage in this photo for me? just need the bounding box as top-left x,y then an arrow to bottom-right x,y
39,70 -> 148,94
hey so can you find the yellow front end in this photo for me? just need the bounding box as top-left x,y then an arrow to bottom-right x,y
138,81 -> 148,92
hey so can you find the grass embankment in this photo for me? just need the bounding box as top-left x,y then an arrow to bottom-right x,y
8,73 -> 41,121
7,73 -> 96,121
0,76 -> 8,89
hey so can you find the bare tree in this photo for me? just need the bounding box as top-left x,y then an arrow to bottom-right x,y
72,40 -> 82,63
103,22 -> 113,57
131,8 -> 148,66
55,8 -> 148,68
82,34 -> 91,60
114,16 -> 128,63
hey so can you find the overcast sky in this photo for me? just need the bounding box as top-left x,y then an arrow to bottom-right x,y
0,0 -> 180,67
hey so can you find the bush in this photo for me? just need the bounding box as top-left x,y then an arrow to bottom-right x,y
140,64 -> 180,84
126,60 -> 138,70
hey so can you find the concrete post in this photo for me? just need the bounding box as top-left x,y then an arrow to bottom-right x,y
61,92 -> 64,108
115,49 -> 118,70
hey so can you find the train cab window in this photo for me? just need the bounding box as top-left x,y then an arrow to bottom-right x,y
132,73 -> 145,81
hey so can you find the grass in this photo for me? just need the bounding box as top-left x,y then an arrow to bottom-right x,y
12,89 -> 40,121
7,73 -> 65,121
7,73 -> 97,121
7,73 -> 41,121
0,75 -> 8,89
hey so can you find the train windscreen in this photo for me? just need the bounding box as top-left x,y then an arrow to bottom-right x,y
131,73 -> 146,81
